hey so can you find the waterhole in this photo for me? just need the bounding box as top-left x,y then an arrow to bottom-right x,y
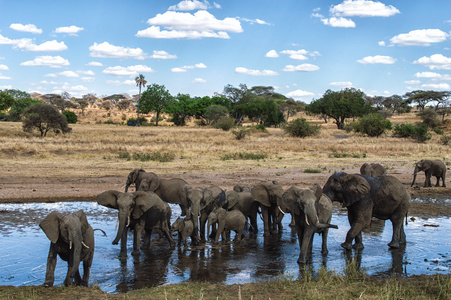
0,200 -> 449,293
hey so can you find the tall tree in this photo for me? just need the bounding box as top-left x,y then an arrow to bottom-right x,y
135,74 -> 147,126
22,103 -> 71,137
140,83 -> 172,126
404,90 -> 449,111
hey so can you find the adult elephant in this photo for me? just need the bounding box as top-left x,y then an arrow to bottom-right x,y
39,210 -> 94,287
96,190 -> 175,257
282,184 -> 338,264
125,169 -> 190,217
360,163 -> 386,177
186,185 -> 226,242
226,189 -> 259,233
411,159 -> 446,187
251,181 -> 287,236
323,173 -> 410,250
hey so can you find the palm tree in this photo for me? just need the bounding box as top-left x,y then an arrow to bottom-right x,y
135,74 -> 147,126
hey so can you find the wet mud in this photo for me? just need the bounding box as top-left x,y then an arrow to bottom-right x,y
0,200 -> 449,293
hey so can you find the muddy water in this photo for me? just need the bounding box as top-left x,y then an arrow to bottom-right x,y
0,200 -> 449,293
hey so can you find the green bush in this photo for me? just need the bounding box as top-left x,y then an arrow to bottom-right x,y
393,123 -> 416,137
63,111 -> 78,124
118,151 -> 175,162
352,113 -> 392,137
284,118 -> 320,138
417,108 -> 442,129
213,116 -> 235,131
220,152 -> 266,161
393,123 -> 431,142
232,128 -> 250,140
304,168 -> 321,173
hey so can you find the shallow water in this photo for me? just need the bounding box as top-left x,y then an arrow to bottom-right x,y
0,201 -> 449,293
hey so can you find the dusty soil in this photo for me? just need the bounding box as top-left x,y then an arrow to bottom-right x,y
1,163 -> 450,216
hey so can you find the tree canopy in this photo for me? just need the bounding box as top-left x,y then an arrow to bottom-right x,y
140,83 -> 172,126
22,103 -> 71,137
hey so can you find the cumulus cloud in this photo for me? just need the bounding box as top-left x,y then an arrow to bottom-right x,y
10,23 -> 42,34
330,81 -> 353,87
169,0 -> 209,11
414,71 -> 442,78
20,55 -> 70,68
0,74 -> 12,80
136,10 -> 242,39
239,18 -> 271,26
193,78 -> 207,83
265,50 -> 279,58
150,50 -> 177,59
286,89 -> 315,100
320,17 -> 356,28
106,79 -> 136,86
280,50 -> 310,60
413,54 -> 451,70
0,34 -> 67,52
89,42 -> 147,59
330,0 -> 400,17
0,64 -> 9,71
283,64 -> 320,72
421,83 -> 450,90
171,63 -> 207,72
404,80 -> 420,85
87,61 -> 103,67
103,65 -> 154,76
390,29 -> 449,46
235,67 -> 278,76
357,55 -> 396,64
55,25 -> 84,36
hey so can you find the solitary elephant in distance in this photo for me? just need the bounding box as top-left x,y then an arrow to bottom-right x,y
411,159 -> 446,187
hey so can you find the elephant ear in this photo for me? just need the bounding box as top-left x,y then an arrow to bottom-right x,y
251,183 -> 271,207
282,187 -> 300,215
360,163 -> 368,175
96,190 -> 121,209
39,211 -> 62,244
340,174 -> 370,207
310,184 -> 322,201
73,210 -> 89,233
226,191 -> 240,210
144,174 -> 161,192
132,192 -> 155,219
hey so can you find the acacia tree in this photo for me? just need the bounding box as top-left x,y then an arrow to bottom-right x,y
306,88 -> 370,129
404,90 -> 450,111
139,83 -> 172,126
22,103 -> 71,137
135,74 -> 147,126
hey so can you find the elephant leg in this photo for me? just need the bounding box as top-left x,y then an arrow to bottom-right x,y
200,213 -> 208,242
261,206 -> 271,236
215,222 -> 225,243
442,176 -> 447,187
321,229 -> 329,255
249,214 -> 258,234
343,210 -> 367,250
132,222 -> 144,256
161,221 -> 176,248
435,176 -> 440,187
388,216 -> 403,249
289,212 -> 296,227
399,223 -> 406,245
119,226 -> 128,258
81,254 -> 93,286
298,227 -> 314,264
44,244 -> 58,287
353,232 -> 363,250
74,270 -> 82,285
142,229 -> 152,250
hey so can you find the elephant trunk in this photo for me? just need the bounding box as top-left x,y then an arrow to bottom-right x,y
68,230 -> 82,281
207,219 -> 211,239
112,211 -> 129,245
411,166 -> 419,187
124,184 -> 130,193
304,201 -> 337,229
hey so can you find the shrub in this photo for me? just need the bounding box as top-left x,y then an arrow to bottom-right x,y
213,116 -> 235,131
232,128 -> 250,140
393,123 -> 431,142
304,168 -> 321,173
393,124 -> 416,138
220,152 -> 266,161
284,118 -> 320,138
205,105 -> 229,125
441,134 -> 451,145
63,111 -> 78,124
127,117 -> 147,126
22,103 -> 71,137
353,113 -> 392,137
417,108 -> 441,129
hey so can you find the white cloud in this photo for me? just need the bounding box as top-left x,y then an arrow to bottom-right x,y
106,79 -> 136,86
169,0 -> 209,11
137,10 -> 242,39
150,50 -> 177,59
330,81 -> 353,87
330,0 -> 400,17
78,70 -> 95,76
53,83 -> 89,97
378,41 -> 385,46
239,18 -> 271,26
321,17 -> 356,28
0,85 -> 13,89
283,64 -> 320,72
81,77 -> 95,83
404,80 -> 420,85
0,64 -> 9,71
89,42 -> 147,59
87,61 -> 103,67
15,40 -> 68,52
286,89 -> 315,100
55,25 -> 84,36
103,65 -> 154,76
413,54 -> 451,70
193,78 -> 206,83
58,71 -> 79,78
10,23 -> 42,34
171,63 -> 207,72
414,71 -> 442,78
0,74 -> 12,80
357,55 -> 396,64
266,50 -> 279,58
20,55 -> 70,68
421,83 -> 450,90
280,50 -> 309,60
235,67 -> 278,76
390,29 -> 449,46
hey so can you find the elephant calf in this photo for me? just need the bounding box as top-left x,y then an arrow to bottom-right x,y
207,208 -> 247,243
171,217 -> 195,246
40,210 -> 94,287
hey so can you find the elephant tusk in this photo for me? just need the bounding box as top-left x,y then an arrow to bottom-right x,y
126,216 -> 130,227
82,241 -> 89,249
278,206 -> 286,215
69,241 -> 72,250
304,214 -> 310,226
114,217 -> 119,232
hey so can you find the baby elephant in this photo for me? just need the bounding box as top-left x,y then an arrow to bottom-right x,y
171,217 -> 195,246
207,208 -> 246,243
39,210 -> 94,287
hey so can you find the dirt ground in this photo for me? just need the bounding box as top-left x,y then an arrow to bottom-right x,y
1,163 -> 450,216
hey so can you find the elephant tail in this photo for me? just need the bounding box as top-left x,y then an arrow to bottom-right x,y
94,228 -> 107,237
405,212 -> 408,226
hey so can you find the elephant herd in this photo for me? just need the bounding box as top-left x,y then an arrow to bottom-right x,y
39,159 -> 446,287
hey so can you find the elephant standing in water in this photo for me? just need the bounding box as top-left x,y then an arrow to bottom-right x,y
282,184 -> 338,264
207,208 -> 247,243
360,163 -> 387,177
39,210 -> 94,287
226,188 -> 259,233
323,173 -> 410,250
411,159 -> 446,187
125,169 -> 191,217
97,190 -> 175,257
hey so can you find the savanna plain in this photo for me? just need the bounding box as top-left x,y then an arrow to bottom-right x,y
0,110 -> 450,299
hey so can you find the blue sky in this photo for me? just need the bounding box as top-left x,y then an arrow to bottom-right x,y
0,0 -> 451,103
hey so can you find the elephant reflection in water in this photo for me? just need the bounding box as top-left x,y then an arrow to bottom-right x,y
116,249 -> 173,293
344,247 -> 406,276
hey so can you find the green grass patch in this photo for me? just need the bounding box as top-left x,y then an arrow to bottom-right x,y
118,151 -> 175,162
220,152 -> 267,161
304,168 -> 321,173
